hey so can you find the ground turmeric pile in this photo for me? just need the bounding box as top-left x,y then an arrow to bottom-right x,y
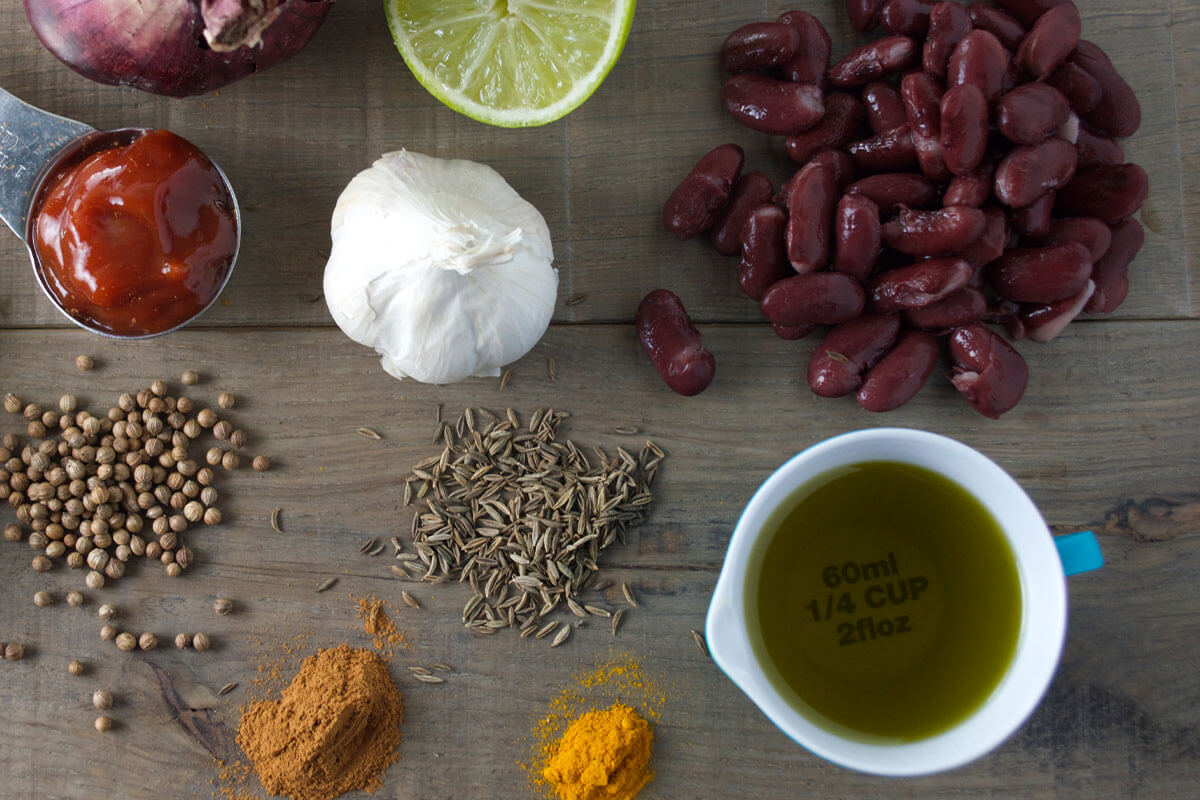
236,644 -> 404,800
542,703 -> 654,800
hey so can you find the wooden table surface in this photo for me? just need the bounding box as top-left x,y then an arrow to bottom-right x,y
1,2 -> 1197,799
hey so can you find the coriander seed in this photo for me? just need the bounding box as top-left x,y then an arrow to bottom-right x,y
192,632 -> 210,651
205,447 -> 222,466
98,604 -> 116,621
165,562 -> 182,578
230,430 -> 247,449
3,393 -> 21,414
94,715 -> 114,732
203,508 -> 222,525
218,392 -> 235,409
221,451 -> 239,471
115,632 -> 137,651
93,689 -> 113,709
100,625 -> 118,642
150,380 -> 167,397
59,394 -> 78,415
68,659 -> 86,676
212,420 -> 233,440
66,590 -> 84,607
138,632 -> 158,651
76,355 -> 95,371
31,555 -> 51,572
252,455 -> 270,472
4,523 -> 21,542
181,370 -> 199,385
85,570 -> 105,590
196,408 -> 217,428
213,597 -> 234,616
5,642 -> 24,661
175,633 -> 191,649
33,590 -> 54,607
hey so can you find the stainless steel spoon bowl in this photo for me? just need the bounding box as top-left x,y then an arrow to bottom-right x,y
0,87 -> 241,339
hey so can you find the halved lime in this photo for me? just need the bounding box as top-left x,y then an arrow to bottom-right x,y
385,0 -> 636,127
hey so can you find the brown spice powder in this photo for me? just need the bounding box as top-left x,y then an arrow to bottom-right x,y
237,645 -> 404,800
356,596 -> 405,656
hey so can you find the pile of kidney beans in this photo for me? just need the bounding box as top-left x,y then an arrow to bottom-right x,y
641,0 -> 1146,417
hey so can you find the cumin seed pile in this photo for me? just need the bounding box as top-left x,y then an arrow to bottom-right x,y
399,407 -> 663,642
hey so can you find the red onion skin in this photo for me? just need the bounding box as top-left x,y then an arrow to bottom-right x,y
24,0 -> 332,97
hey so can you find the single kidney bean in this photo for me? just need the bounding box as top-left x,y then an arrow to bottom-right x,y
777,150 -> 855,205
882,206 -> 987,256
1074,125 -> 1125,168
901,71 -> 943,139
1042,216 -> 1112,262
1016,4 -> 1081,80
848,125 -> 918,172
996,83 -> 1071,145
966,4 -> 1026,50
1020,280 -> 1094,342
944,161 -> 996,207
723,75 -> 825,135
881,0 -> 933,36
994,136 -> 1077,208
857,329 -> 939,411
834,194 -> 883,281
710,172 -> 775,256
958,206 -> 1009,269
863,82 -> 908,134
913,128 -> 951,181
807,313 -> 901,397
869,257 -> 973,311
949,324 -> 1029,418
903,286 -> 987,328
786,162 -> 837,273
924,2 -> 973,78
636,290 -> 716,396
1008,191 -> 1055,238
785,93 -> 865,164
947,30 -> 1010,102
847,173 -> 940,214
1071,41 -> 1141,138
774,322 -> 815,340
830,36 -> 919,88
940,84 -> 988,175
1046,62 -> 1102,115
777,11 -> 832,86
1085,218 -> 1144,313
761,272 -> 866,326
1055,163 -> 1149,224
662,144 -> 744,240
720,23 -> 801,72
737,205 -> 792,301
988,241 -> 1092,303
846,0 -> 885,32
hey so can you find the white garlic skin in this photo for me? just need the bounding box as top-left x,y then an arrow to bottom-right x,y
324,150 -> 557,384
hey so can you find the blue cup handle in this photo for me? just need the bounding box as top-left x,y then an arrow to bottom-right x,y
1054,531 -> 1104,576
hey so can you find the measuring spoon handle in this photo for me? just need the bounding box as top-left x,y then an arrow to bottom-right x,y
0,87 -> 93,239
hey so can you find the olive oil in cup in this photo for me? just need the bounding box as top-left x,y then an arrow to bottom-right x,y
705,429 -> 1103,776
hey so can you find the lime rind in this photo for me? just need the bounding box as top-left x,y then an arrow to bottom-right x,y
385,0 -> 636,127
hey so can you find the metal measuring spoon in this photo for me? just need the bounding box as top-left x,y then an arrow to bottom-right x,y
0,87 -> 241,339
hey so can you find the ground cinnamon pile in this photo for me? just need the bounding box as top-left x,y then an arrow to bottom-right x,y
236,644 -> 404,800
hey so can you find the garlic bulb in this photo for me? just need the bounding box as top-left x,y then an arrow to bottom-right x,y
323,150 -> 557,384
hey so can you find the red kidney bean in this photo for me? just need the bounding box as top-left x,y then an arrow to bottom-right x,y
958,206 -> 1009,269
996,83 -> 1071,145
846,0 -> 885,32
1074,126 -> 1124,168
807,313 -> 901,397
1016,4 -> 1080,80
1020,280 -> 1094,342
848,125 -> 918,172
869,257 -> 973,311
947,30 -> 1010,102
777,150 -> 855,205
994,136 -> 1077,208
949,324 -> 1028,418
662,144 -> 744,240
903,286 -> 987,328
785,93 -> 865,164
944,161 -> 996,207
774,323 -> 815,340
988,241 -> 1092,303
847,173 -> 939,214
720,23 -> 801,72
1008,191 -> 1055,238
830,36 -> 919,88
912,128 -> 951,181
966,4 -> 1026,50
723,75 -> 825,135
901,71 -> 943,139
1071,41 -> 1141,138
786,162 -> 837,273
834,194 -> 883,281
863,82 -> 908,134
1055,163 -> 1149,224
761,273 -> 866,326
882,206 -> 986,256
1043,216 -> 1112,262
940,84 -> 988,175
636,289 -> 716,396
710,172 -> 775,256
881,0 -> 933,36
777,11 -> 832,87
1085,218 -> 1144,313
737,205 -> 791,302
923,2 -> 972,78
857,329 -> 939,411
1046,62 -> 1102,115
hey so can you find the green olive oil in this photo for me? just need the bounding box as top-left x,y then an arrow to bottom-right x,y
745,461 -> 1022,742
